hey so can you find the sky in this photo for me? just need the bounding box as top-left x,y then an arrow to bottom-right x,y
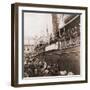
24,12 -> 53,45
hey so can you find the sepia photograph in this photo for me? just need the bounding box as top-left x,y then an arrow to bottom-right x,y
23,12 -> 80,77
11,3 -> 88,87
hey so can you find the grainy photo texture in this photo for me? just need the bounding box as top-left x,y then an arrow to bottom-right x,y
24,12 -> 80,77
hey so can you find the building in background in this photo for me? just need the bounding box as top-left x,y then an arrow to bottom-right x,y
51,14 -> 80,49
